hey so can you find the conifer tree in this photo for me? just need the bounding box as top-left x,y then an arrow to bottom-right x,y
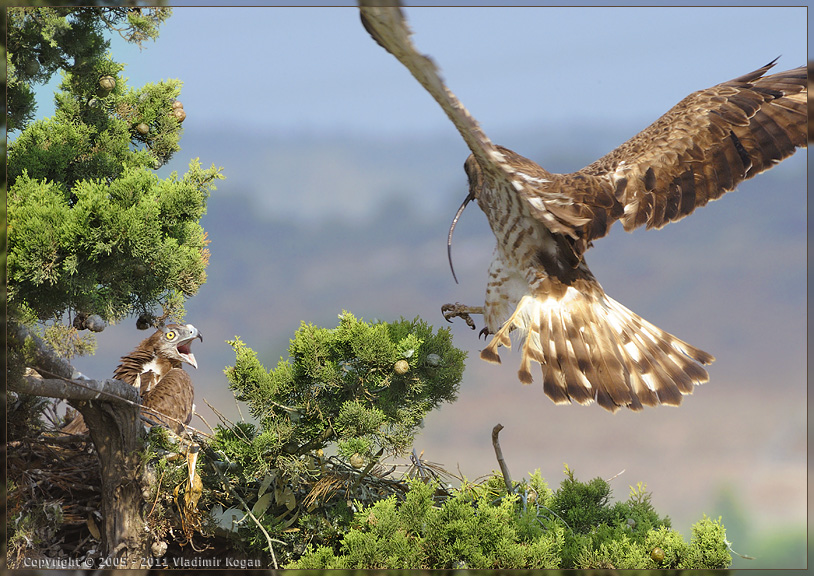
6,9 -> 222,563
7,6 -> 170,132
7,6 -> 223,352
222,312 -> 466,476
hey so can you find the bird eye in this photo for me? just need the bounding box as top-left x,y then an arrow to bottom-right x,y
165,331 -> 176,340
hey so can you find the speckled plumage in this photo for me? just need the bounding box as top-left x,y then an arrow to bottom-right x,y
62,324 -> 201,434
360,3 -> 807,411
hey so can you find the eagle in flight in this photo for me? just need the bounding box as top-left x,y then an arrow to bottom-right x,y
359,3 -> 807,411
62,323 -> 202,434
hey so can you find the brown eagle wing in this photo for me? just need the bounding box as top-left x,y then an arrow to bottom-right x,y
359,2 -> 609,244
359,2 -> 513,179
573,62 -> 807,238
141,367 -> 194,435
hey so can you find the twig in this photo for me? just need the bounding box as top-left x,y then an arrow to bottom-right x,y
195,410 -> 216,435
191,409 -> 217,437
203,399 -> 257,446
148,467 -> 167,518
203,398 -> 236,428
348,448 -> 384,494
200,444 -> 279,569
606,469 -> 626,482
536,502 -> 574,535
234,395 -> 245,422
725,538 -> 755,560
491,423 -> 513,494
138,405 -> 196,439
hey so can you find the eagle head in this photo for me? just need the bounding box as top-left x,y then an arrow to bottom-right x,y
156,323 -> 203,369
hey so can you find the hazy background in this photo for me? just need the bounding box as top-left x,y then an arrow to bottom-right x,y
24,5 -> 806,569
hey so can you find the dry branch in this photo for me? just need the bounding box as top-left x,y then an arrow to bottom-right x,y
13,375 -> 139,405
10,322 -> 138,406
492,423 -> 513,494
11,323 -> 76,379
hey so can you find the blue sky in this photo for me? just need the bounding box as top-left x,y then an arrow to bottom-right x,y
31,6 -> 806,140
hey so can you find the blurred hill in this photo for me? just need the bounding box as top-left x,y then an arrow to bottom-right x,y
72,125 -> 806,568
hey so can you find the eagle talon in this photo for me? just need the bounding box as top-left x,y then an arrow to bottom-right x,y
441,302 -> 478,330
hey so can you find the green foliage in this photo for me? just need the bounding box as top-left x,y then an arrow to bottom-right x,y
290,474 -> 561,569
10,71 -> 185,187
191,313 -> 728,569
7,7 -> 171,132
291,468 -> 732,570
8,160 -> 220,324
41,322 -> 97,360
221,311 -> 465,475
549,465 -> 615,533
422,489 -> 528,569
7,7 -> 223,337
681,515 -> 731,569
189,313 -> 466,563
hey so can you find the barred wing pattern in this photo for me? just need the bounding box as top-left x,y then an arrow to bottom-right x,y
360,3 -> 805,411
577,63 -> 806,243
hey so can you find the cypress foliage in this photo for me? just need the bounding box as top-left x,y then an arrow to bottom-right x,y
292,470 -> 732,570
7,7 -> 222,339
220,311 -> 466,478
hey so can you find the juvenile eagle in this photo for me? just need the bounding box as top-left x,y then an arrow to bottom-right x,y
62,323 -> 202,434
359,3 -> 807,411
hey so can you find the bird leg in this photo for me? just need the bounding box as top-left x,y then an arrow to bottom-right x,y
441,302 -> 484,331
480,296 -> 532,364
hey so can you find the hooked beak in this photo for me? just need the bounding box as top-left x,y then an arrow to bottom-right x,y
177,325 -> 203,369
448,193 -> 474,284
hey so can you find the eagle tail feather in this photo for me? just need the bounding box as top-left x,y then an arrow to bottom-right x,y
482,288 -> 714,411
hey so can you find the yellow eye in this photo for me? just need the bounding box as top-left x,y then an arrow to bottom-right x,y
165,331 -> 176,340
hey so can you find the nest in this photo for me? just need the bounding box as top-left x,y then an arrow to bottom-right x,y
7,434 -> 103,567
6,393 -> 461,568
6,421 -> 458,569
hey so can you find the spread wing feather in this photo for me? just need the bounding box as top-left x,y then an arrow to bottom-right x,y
360,2 -> 600,241
504,62 -> 807,260
361,5 -> 807,257
361,4 -> 803,412
574,62 -> 807,238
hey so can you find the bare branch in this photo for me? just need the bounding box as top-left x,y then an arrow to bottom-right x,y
9,322 -> 139,407
14,375 -> 139,405
10,323 -> 79,380
491,423 -> 513,494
